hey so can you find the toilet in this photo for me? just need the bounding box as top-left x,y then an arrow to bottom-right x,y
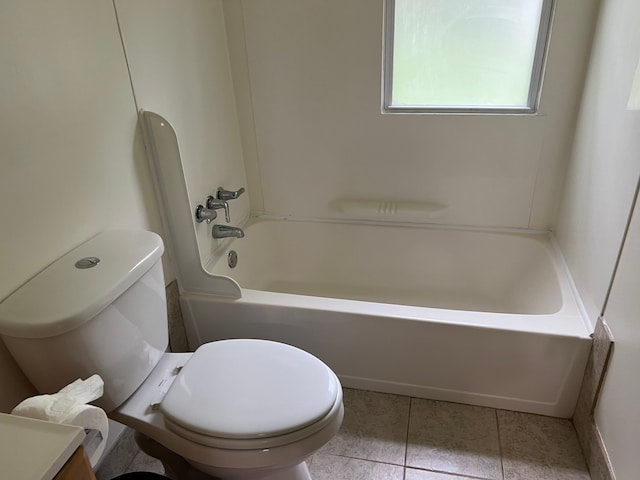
0,230 -> 344,480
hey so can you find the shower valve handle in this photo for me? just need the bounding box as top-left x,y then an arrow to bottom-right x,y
206,196 -> 230,223
195,205 -> 217,224
217,187 -> 245,201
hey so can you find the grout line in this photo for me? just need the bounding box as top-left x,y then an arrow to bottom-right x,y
407,465 -> 496,480
320,454 -> 490,480
319,452 -> 405,468
403,397 -> 413,480
121,449 -> 141,477
404,397 -> 413,468
495,409 -> 505,480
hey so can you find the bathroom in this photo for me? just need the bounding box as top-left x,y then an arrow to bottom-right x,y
0,0 -> 639,479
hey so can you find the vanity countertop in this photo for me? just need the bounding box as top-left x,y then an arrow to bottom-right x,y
0,412 -> 85,480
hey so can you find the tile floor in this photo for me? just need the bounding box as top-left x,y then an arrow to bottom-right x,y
100,388 -> 591,480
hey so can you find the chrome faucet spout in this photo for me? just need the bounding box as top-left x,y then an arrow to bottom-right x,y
212,224 -> 245,239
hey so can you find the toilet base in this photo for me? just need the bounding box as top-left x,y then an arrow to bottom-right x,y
188,458 -> 312,480
251,462 -> 311,480
134,432 -> 312,480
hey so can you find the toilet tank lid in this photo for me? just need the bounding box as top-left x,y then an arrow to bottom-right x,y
0,230 -> 164,339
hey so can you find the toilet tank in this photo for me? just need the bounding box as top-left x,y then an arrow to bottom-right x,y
0,230 -> 168,412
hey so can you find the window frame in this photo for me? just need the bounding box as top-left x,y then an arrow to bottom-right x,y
382,0 -> 555,114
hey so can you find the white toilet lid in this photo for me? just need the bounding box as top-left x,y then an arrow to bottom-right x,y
160,339 -> 340,440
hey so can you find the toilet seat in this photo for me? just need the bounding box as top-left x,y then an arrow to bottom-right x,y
160,339 -> 341,449
162,389 -> 342,450
112,349 -> 344,473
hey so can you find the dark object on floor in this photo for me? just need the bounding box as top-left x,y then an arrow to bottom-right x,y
112,473 -> 170,480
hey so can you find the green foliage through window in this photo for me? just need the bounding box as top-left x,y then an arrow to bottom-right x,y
384,0 -> 553,113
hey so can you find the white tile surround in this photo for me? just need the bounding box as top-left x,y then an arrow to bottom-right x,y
231,0 -> 599,230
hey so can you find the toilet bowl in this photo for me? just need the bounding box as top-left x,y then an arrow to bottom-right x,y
0,230 -> 344,480
113,341 -> 344,480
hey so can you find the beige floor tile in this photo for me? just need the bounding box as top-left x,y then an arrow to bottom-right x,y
319,388 -> 410,465
95,428 -> 139,480
498,410 -> 590,480
406,399 -> 502,480
307,453 -> 404,480
405,468 -> 483,479
126,449 -> 166,476
96,391 -> 591,480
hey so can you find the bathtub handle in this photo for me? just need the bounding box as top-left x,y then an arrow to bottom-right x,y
217,187 -> 245,201
206,196 -> 230,223
195,205 -> 217,224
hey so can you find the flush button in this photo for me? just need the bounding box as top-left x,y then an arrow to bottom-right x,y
75,257 -> 100,269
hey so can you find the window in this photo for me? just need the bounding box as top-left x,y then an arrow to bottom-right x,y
383,0 -> 554,113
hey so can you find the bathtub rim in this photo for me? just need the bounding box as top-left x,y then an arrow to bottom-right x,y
181,288 -> 591,340
199,216 -> 592,336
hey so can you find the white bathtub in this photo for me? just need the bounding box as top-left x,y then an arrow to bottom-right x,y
180,218 -> 591,418
140,110 -> 590,418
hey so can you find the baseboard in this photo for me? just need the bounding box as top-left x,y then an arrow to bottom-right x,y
574,418 -> 616,480
572,317 -> 616,479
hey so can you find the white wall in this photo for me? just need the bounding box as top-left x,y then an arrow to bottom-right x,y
3,13 -> 637,478
228,0 -> 598,230
595,184 -> 640,480
555,0 -> 640,326
114,0 -> 249,265
0,1 -> 164,411
555,0 -> 640,477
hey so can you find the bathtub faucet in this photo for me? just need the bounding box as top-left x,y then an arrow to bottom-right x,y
206,196 -> 230,223
217,186 -> 245,201
212,224 -> 245,239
